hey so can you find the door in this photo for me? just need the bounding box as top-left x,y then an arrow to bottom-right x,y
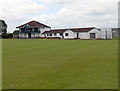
90,33 -> 96,39
76,33 -> 79,39
28,33 -> 31,38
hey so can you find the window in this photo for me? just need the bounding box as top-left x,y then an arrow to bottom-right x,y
34,28 -> 38,32
54,33 -> 57,36
30,28 -> 33,32
41,27 -> 45,29
21,28 -> 25,33
50,34 -> 52,36
65,33 -> 69,36
47,34 -> 49,36
60,33 -> 63,36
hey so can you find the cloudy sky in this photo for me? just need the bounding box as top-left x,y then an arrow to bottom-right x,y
0,0 -> 119,32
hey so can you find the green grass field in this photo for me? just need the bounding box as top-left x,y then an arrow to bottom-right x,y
2,39 -> 118,89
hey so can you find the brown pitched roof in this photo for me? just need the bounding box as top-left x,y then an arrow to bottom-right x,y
69,27 -> 95,32
43,29 -> 67,34
16,21 -> 51,28
42,27 -> 96,34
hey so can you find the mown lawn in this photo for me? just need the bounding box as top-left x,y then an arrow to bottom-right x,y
2,39 -> 118,89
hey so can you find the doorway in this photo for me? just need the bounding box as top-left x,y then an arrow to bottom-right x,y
90,33 -> 96,39
76,33 -> 79,39
28,33 -> 31,38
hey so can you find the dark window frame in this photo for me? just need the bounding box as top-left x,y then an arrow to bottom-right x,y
50,34 -> 52,36
65,33 -> 69,36
54,33 -> 57,36
60,33 -> 63,36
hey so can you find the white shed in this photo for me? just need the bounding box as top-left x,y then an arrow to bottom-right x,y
42,27 -> 102,39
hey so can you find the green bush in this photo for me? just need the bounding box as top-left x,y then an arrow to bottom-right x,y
2,33 -> 13,39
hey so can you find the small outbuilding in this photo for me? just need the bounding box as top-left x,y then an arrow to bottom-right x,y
42,27 -> 101,39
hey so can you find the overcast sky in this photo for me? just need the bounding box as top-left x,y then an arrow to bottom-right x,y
0,0 -> 119,32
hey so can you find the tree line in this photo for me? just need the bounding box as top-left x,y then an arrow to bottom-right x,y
0,20 -> 13,39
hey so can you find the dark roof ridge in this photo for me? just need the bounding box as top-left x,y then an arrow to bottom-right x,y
42,27 -> 96,34
51,27 -> 95,30
16,20 -> 51,28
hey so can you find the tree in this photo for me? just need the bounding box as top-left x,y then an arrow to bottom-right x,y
0,20 -> 7,34
0,20 -> 8,38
